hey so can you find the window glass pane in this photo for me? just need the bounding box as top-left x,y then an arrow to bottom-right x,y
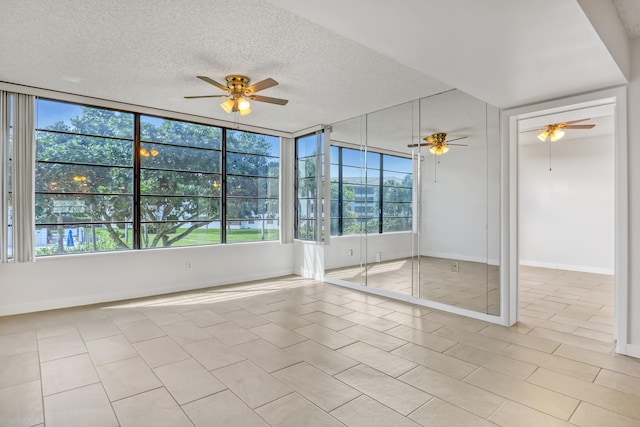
227,198 -> 278,220
140,221 -> 221,248
383,171 -> 411,187
141,196 -> 220,222
342,148 -> 362,167
296,134 -> 318,158
227,220 -> 279,242
141,170 -> 220,197
227,130 -> 280,156
227,153 -> 278,177
141,142 -> 220,173
297,157 -> 316,179
383,217 -> 412,232
36,132 -> 132,167
37,99 -> 133,139
227,176 -> 278,198
141,115 -> 221,150
297,220 -> 315,240
35,224 -> 132,256
342,166 -> 362,185
384,155 -> 412,172
366,151 -> 380,169
35,98 -> 134,256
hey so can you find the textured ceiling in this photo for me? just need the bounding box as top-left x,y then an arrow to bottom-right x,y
0,0 -> 631,134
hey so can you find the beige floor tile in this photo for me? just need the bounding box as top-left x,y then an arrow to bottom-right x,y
302,311 -> 355,331
143,309 -> 187,326
554,344 -> 640,378
528,367 -> 640,421
385,325 -> 456,352
284,340 -> 358,375
294,323 -> 356,350
432,326 -> 510,352
273,362 -> 360,411
153,358 -> 226,405
117,319 -> 166,343
479,325 -> 560,353
267,299 -> 318,315
161,321 -> 211,345
213,360 -> 291,408
517,315 -> 578,334
36,323 -> 78,340
570,402 -> 640,427
0,332 -> 37,359
549,314 -> 614,334
392,343 -> 477,380
203,322 -> 259,346
38,331 -> 86,362
573,327 -> 615,342
0,315 -> 35,336
304,301 -> 354,317
399,366 -> 503,418
339,341 -> 417,377
182,337 -> 246,371
409,397 -> 495,427
340,311 -> 398,331
182,390 -> 269,427
502,343 -> 600,382
308,292 -> 353,306
256,310 -> 307,329
340,325 -> 406,352
331,395 -> 421,427
464,367 -> 578,420
76,319 -> 121,341
255,392 -> 343,427
382,311 -> 443,333
488,399 -> 575,427
96,356 -> 162,401
107,309 -> 147,325
248,322 -> 307,348
43,383 -> 117,427
527,327 -> 614,354
180,309 -> 227,327
0,380 -> 43,427
112,387 -> 193,427
377,300 -> 432,317
342,300 -> 394,317
41,353 -> 99,396
595,368 -> 640,398
0,351 -> 39,389
86,334 -> 138,366
445,343 -> 537,380
336,364 -> 430,416
133,336 -> 191,368
233,338 -> 301,373
423,311 -> 490,333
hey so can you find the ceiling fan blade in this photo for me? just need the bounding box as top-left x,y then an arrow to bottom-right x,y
246,78 -> 278,94
519,128 -> 545,133
184,95 -> 228,99
251,95 -> 289,105
445,136 -> 468,143
561,118 -> 591,125
564,124 -> 596,129
447,143 -> 468,146
196,76 -> 229,91
407,143 -> 431,148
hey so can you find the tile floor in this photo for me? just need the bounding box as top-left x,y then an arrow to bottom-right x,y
1,267 -> 638,427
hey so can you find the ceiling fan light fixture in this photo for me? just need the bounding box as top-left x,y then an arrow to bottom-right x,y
237,96 -> 251,112
537,130 -> 550,142
430,145 -> 449,155
239,108 -> 251,116
550,129 -> 565,142
220,98 -> 235,113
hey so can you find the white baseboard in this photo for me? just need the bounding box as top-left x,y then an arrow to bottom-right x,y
519,260 -> 614,275
625,343 -> 640,359
0,269 -> 294,316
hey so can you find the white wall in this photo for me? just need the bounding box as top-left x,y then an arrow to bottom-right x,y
0,242 -> 294,316
627,39 -> 640,348
519,135 -> 615,274
323,232 -> 413,270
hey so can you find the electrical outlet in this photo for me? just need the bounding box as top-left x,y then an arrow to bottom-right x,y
451,261 -> 459,272
186,261 -> 193,270
348,249 -> 354,257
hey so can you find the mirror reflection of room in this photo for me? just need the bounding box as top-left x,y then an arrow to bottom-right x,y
322,89 -> 500,316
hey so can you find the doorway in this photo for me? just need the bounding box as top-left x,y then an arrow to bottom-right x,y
504,87 -> 629,355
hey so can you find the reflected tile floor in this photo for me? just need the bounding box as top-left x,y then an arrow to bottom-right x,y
0,269 -> 636,427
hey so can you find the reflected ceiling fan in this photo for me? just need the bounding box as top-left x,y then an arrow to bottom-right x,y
521,118 -> 595,142
185,75 -> 288,116
408,132 -> 468,155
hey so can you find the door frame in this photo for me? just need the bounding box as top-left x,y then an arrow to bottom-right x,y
500,86 -> 629,354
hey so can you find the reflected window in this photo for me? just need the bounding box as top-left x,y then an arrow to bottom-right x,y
295,132 -> 322,240
330,146 -> 412,235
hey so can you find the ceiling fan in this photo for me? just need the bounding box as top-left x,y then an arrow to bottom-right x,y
408,132 -> 468,155
521,118 -> 595,142
185,75 -> 288,116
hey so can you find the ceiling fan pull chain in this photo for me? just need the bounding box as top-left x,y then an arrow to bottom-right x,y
549,141 -> 552,171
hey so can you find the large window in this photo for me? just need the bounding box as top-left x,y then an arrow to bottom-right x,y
35,100 -> 134,255
329,146 -> 412,236
295,132 -> 323,240
32,98 -> 279,256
